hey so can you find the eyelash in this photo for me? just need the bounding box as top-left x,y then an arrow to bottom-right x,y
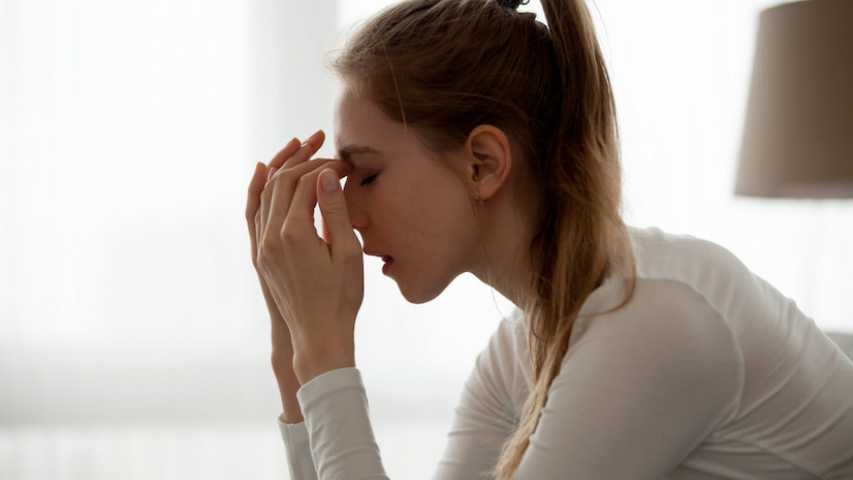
360,173 -> 379,186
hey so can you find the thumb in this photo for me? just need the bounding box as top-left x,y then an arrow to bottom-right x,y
317,168 -> 358,255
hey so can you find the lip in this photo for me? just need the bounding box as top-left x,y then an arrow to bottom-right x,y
363,247 -> 395,275
382,257 -> 395,275
363,248 -> 393,261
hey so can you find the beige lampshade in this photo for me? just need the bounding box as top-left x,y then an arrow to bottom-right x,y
734,0 -> 853,198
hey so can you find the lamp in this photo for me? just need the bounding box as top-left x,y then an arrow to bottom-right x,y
734,0 -> 853,199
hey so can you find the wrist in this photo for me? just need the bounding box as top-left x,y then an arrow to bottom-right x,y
279,411 -> 304,424
271,354 -> 300,386
278,386 -> 303,423
292,345 -> 355,385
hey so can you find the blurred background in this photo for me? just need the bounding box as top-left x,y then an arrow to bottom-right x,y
1,0 -> 850,478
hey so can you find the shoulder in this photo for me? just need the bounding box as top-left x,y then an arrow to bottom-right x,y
629,225 -> 759,300
587,227 -> 749,387
580,276 -> 739,362
559,278 -> 743,426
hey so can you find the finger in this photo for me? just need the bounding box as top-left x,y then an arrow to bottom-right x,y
315,167 -> 359,259
283,161 -> 352,244
260,167 -> 276,240
260,139 -> 298,229
255,209 -> 262,265
246,162 -> 267,251
246,161 -> 266,220
261,157 -> 349,241
260,138 -> 299,226
269,137 -> 302,171
266,166 -> 277,183
268,156 -> 344,186
282,129 -> 325,169
260,129 -> 331,239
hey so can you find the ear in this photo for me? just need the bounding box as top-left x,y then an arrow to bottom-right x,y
464,125 -> 513,201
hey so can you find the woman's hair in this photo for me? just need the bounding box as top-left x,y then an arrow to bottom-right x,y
328,0 -> 637,477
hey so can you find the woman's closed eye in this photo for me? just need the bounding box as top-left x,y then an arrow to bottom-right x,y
360,173 -> 379,186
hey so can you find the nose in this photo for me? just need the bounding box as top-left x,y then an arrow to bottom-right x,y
342,177 -> 368,231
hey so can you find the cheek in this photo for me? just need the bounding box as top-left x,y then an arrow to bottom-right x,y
403,180 -> 473,240
385,166 -> 474,243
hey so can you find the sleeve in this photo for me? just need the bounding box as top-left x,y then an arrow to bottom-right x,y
283,318 -> 519,480
431,319 -> 519,479
294,367 -> 389,480
277,417 -> 318,480
512,286 -> 743,479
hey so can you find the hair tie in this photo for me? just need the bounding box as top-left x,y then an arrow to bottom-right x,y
496,0 -> 530,11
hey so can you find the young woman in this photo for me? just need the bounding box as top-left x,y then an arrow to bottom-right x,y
244,0 -> 853,478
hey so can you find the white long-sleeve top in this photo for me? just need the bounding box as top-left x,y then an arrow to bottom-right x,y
277,225 -> 853,479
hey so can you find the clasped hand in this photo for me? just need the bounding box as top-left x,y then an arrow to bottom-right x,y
246,129 -> 362,385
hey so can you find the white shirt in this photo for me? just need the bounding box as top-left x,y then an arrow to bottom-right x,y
277,225 -> 853,479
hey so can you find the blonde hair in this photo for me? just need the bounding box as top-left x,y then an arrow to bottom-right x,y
329,0 -> 637,477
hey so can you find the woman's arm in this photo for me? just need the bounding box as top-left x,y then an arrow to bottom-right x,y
278,415 -> 317,480
296,367 -> 389,479
276,316 -> 518,480
279,317 -> 520,480
282,296 -> 740,479
273,353 -> 305,423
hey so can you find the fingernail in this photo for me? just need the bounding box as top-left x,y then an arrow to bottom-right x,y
304,129 -> 322,146
321,169 -> 339,193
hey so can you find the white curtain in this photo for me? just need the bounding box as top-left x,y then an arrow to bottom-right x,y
1,0 -> 850,478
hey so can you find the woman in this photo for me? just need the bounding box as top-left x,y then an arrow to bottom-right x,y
244,0 -> 853,478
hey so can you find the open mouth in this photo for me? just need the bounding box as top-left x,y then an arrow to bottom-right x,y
381,255 -> 395,275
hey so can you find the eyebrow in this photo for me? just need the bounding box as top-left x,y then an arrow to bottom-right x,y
336,144 -> 383,165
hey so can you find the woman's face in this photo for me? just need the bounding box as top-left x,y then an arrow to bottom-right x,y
334,88 -> 482,304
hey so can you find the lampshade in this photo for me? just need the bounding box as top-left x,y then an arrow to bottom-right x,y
734,0 -> 853,199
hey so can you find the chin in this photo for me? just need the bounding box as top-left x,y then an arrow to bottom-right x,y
401,287 -> 442,305
397,265 -> 462,305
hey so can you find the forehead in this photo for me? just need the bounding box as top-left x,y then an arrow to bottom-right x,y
333,89 -> 403,155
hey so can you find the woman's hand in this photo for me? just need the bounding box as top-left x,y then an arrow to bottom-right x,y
254,129 -> 361,385
246,138 -> 309,417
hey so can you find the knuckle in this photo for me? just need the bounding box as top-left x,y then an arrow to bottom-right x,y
266,172 -> 277,184
276,175 -> 295,189
280,228 -> 299,244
